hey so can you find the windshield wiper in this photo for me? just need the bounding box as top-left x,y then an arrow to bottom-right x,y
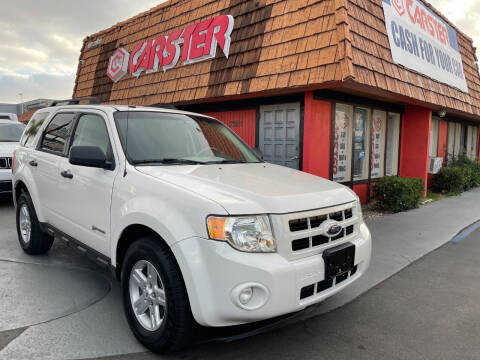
205,159 -> 247,164
133,158 -> 206,165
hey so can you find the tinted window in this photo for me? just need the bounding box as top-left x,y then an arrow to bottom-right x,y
40,113 -> 75,154
70,114 -> 111,155
0,123 -> 26,142
21,112 -> 50,148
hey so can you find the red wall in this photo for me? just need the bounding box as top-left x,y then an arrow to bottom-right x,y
438,120 -> 448,159
399,105 -> 432,195
303,91 -> 332,179
204,110 -> 256,147
353,184 -> 369,204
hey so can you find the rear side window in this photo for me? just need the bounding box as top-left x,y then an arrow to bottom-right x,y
0,115 -> 12,120
40,113 -> 75,155
21,112 -> 50,148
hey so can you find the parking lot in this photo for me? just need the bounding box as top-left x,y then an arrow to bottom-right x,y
1,193 -> 480,359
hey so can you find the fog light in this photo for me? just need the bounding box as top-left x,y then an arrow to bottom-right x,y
239,287 -> 253,305
231,282 -> 269,310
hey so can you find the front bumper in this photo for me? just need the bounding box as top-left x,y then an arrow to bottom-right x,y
0,180 -> 12,194
171,222 -> 372,327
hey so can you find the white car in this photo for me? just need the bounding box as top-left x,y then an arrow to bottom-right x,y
0,113 -> 19,122
12,103 -> 371,352
0,119 -> 25,194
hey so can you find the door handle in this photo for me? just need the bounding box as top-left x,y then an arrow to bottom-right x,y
60,170 -> 73,179
29,160 -> 38,167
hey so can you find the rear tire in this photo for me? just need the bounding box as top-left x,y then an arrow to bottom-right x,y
16,192 -> 54,255
121,236 -> 194,353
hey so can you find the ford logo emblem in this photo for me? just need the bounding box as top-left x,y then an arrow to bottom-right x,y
326,224 -> 343,237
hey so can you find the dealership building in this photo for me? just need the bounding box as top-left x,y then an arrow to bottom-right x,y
73,0 -> 480,203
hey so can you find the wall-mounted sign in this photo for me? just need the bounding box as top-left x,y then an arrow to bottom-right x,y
87,38 -> 103,49
382,0 -> 468,93
107,15 -> 234,83
370,111 -> 386,178
333,110 -> 350,182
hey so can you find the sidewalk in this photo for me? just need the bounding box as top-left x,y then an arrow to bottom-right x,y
2,188 -> 480,359
314,186 -> 480,314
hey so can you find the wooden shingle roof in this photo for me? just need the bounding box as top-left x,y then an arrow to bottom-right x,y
73,0 -> 480,118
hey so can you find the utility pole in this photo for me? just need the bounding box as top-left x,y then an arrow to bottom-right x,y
18,93 -> 24,115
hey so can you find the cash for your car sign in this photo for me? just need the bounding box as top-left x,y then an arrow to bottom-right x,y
382,0 -> 468,93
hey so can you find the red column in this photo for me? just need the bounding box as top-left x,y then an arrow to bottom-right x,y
399,105 -> 432,195
438,120 -> 448,159
303,91 -> 332,179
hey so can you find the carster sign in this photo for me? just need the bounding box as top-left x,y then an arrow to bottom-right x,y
107,15 -> 234,83
382,0 -> 468,93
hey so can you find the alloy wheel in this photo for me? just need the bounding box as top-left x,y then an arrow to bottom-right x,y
19,204 -> 31,244
129,260 -> 167,331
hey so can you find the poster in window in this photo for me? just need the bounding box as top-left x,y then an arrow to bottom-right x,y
333,109 -> 350,182
370,111 -> 386,178
353,108 -> 367,180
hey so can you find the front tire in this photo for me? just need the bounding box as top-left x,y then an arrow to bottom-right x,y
121,236 -> 194,353
16,192 -> 54,255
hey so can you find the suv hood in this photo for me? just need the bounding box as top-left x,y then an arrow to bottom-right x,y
137,163 -> 357,214
0,142 -> 17,157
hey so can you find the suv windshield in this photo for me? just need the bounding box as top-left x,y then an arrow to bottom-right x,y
114,111 -> 262,165
0,122 -> 26,142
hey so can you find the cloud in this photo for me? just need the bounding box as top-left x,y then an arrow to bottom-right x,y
0,0 -> 163,103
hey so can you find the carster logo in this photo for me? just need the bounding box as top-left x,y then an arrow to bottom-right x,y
392,0 -> 406,16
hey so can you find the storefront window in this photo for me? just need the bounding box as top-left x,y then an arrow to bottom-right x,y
370,110 -> 387,179
333,103 -> 400,183
447,122 -> 478,161
447,122 -> 455,159
467,125 -> 478,160
353,107 -> 371,181
429,117 -> 440,157
385,113 -> 400,176
333,104 -> 353,182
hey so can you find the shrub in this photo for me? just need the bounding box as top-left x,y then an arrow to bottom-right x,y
452,155 -> 480,190
433,166 -> 467,195
374,176 -> 424,213
436,155 -> 480,193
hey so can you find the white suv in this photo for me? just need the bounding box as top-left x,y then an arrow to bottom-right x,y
0,119 -> 25,194
12,103 -> 371,352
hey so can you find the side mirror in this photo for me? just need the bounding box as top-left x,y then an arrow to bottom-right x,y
69,146 -> 109,169
252,147 -> 264,160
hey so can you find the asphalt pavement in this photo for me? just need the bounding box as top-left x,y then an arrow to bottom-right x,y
1,190 -> 480,359
101,225 -> 480,360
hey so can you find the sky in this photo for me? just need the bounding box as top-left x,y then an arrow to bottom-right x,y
0,0 -> 479,104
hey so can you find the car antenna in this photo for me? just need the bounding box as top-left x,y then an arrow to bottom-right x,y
124,105 -> 135,177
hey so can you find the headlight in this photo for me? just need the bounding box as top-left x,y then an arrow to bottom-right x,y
207,215 -> 276,253
356,197 -> 363,221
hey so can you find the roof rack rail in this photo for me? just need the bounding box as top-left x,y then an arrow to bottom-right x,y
152,104 -> 178,110
50,97 -> 101,107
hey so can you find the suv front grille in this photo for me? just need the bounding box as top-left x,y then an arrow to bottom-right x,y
291,224 -> 355,251
289,208 -> 353,232
300,265 -> 358,300
0,157 -> 12,169
288,204 -> 357,252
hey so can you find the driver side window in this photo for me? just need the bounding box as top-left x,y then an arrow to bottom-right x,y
70,114 -> 112,157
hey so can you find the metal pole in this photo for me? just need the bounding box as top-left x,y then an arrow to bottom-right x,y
18,93 -> 24,115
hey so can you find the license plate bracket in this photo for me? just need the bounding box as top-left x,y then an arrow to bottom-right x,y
323,242 -> 355,279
